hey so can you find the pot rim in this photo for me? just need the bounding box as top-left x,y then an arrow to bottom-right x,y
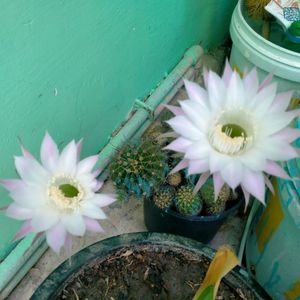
31,232 -> 270,300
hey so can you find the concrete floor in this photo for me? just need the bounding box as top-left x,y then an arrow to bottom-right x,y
8,48 -> 246,300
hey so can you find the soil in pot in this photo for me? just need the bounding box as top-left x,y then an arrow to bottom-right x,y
58,244 -> 249,300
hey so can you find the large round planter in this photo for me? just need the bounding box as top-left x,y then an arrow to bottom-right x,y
230,0 -> 300,95
144,196 -> 243,243
31,232 -> 270,300
246,175 -> 300,300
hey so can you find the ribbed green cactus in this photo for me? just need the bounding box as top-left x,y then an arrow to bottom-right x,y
175,185 -> 202,216
110,140 -> 168,200
201,179 -> 231,215
142,123 -> 166,145
153,185 -> 174,210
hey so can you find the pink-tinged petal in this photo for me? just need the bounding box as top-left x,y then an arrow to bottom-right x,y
184,141 -> 210,160
170,159 -> 189,174
31,209 -> 59,232
242,170 -> 265,204
258,73 -> 273,91
92,167 -> 102,178
62,213 -> 86,236
91,180 -> 104,192
13,221 -> 32,241
272,128 -> 300,143
6,203 -> 33,220
167,116 -> 202,141
226,71 -> 245,107
179,100 -> 210,131
14,156 -> 48,184
209,152 -> 231,172
76,138 -> 83,161
258,139 -> 298,161
264,176 -> 275,194
82,202 -> 106,219
0,179 -> 25,191
244,68 -> 259,97
264,161 -> 291,180
251,83 -> 277,116
213,172 -> 224,200
77,155 -> 99,175
222,60 -> 233,85
187,159 -> 209,175
207,71 -> 226,111
64,233 -> 73,257
241,186 -> 250,211
164,104 -> 184,116
9,185 -> 45,207
85,218 -> 104,233
20,144 -> 34,159
46,222 -> 66,253
194,172 -> 211,194
164,137 -> 192,153
269,91 -> 293,113
57,140 -> 77,174
220,161 -> 243,189
184,79 -> 208,104
92,193 -> 116,207
40,132 -> 59,171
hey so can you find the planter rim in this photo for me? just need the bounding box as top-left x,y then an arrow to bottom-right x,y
230,0 -> 300,80
31,232 -> 270,300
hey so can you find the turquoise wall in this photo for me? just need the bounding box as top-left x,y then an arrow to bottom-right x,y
0,0 -> 237,259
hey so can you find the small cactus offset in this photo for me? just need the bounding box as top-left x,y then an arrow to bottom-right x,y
153,185 -> 174,210
201,179 -> 231,215
167,172 -> 182,187
110,139 -> 168,200
175,185 -> 202,216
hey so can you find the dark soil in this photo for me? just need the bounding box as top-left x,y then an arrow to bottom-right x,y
57,244 -> 247,300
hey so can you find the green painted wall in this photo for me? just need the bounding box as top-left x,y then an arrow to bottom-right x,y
0,0 -> 237,259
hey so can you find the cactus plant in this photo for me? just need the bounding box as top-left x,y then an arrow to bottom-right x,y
153,185 -> 174,210
167,172 -> 182,187
201,179 -> 231,215
175,185 -> 202,216
110,139 -> 168,200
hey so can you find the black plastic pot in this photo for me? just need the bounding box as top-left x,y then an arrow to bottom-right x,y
31,232 -> 270,300
144,196 -> 244,243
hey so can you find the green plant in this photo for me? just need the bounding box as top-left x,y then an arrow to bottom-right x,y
153,185 -> 174,209
201,179 -> 231,215
175,185 -> 202,216
167,172 -> 182,187
110,139 -> 168,200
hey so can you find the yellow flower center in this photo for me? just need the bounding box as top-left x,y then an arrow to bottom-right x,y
209,109 -> 255,155
47,175 -> 84,212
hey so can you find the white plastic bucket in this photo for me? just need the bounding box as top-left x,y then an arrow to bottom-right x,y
230,0 -> 300,95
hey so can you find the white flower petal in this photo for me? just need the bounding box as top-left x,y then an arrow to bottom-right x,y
76,155 -> 99,175
244,68 -> 259,98
187,159 -> 209,175
207,71 -> 226,111
57,140 -> 77,174
62,213 -> 86,236
164,137 -> 192,153
179,100 -> 211,132
14,156 -> 49,185
226,71 -> 245,107
40,132 -> 59,172
220,161 -> 243,189
84,217 -> 104,233
31,208 -> 59,232
6,203 -> 33,220
91,194 -> 116,207
46,222 -> 66,253
81,202 -> 107,219
167,116 -> 202,141
184,79 -> 208,105
184,141 -> 210,160
242,170 -> 265,204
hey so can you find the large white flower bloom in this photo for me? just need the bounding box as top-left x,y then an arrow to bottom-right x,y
165,62 -> 300,205
1,133 -> 115,253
